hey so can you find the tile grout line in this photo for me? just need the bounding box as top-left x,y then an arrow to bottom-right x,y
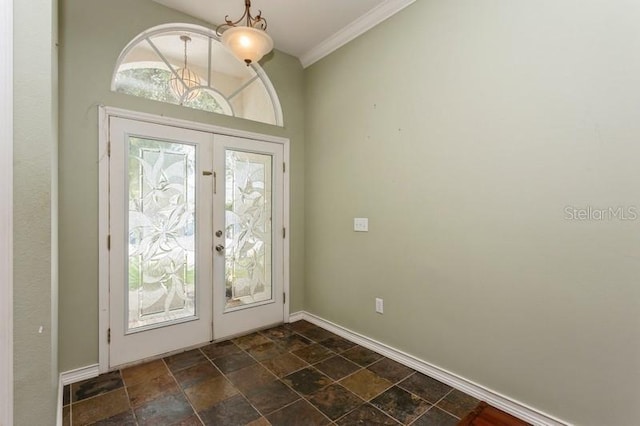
239,330 -> 334,424
118,368 -> 140,426
161,354 -> 206,425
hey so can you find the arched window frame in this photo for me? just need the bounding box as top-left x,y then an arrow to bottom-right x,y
111,23 -> 284,126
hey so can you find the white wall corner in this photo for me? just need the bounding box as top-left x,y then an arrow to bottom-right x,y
293,311 -> 569,426
0,0 -> 13,424
299,0 -> 416,68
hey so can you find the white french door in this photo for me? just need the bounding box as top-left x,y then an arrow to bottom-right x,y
109,118 -> 214,367
107,117 -> 286,368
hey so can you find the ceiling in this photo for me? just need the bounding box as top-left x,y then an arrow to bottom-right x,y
152,0 -> 415,67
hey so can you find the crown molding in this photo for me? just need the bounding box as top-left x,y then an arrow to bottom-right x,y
299,0 -> 415,68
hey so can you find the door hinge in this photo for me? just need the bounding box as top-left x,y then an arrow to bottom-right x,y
283,162 -> 286,173
107,234 -> 111,250
283,292 -> 286,304
213,171 -> 217,194
107,141 -> 111,157
107,328 -> 111,344
282,227 -> 286,239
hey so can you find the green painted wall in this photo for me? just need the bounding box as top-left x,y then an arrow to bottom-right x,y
59,0 -> 305,371
14,0 -> 59,423
304,1 -> 640,425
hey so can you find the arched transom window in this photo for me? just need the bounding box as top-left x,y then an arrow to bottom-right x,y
112,24 -> 283,126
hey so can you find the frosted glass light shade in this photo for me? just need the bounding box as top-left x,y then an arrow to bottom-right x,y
222,26 -> 274,65
169,67 -> 201,103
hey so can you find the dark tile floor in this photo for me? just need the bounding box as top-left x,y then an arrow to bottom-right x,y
62,321 -> 480,425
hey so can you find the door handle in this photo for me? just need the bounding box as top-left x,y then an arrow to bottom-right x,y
215,244 -> 225,253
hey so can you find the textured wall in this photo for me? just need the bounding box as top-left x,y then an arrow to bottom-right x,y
59,0 -> 305,371
304,1 -> 640,425
13,0 -> 58,423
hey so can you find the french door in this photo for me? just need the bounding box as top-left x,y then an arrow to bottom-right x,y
107,117 -> 285,368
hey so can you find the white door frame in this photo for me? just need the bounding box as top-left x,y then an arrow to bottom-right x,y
0,0 -> 13,423
98,106 -> 291,372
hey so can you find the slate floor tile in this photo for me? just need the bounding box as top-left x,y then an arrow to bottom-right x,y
134,392 -> 194,426
247,340 -> 288,361
198,394 -> 260,426
412,407 -> 459,426
370,386 -> 431,424
266,399 -> 330,426
341,346 -> 383,367
260,325 -> 296,340
436,388 -> 480,418
283,367 -> 332,395
65,322 -> 485,426
233,333 -> 272,350
367,358 -> 415,384
319,336 -> 357,353
164,349 -> 207,373
121,359 -> 168,387
173,361 -> 221,389
340,369 -> 393,400
127,373 -> 180,408
245,379 -> 300,415
398,372 -> 452,404
315,355 -> 360,380
225,363 -> 275,394
308,384 -> 364,420
273,334 -> 313,352
71,388 -> 130,426
183,375 -> 238,412
261,352 -> 309,377
286,320 -> 317,334
212,351 -> 256,373
71,371 -> 124,402
335,403 -> 400,425
298,327 -> 339,343
292,343 -> 334,364
90,409 -> 137,425
200,340 -> 242,360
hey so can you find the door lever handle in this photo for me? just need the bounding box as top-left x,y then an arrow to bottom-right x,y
215,244 -> 225,253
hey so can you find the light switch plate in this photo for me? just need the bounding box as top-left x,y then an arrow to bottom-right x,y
354,218 -> 368,232
375,298 -> 384,314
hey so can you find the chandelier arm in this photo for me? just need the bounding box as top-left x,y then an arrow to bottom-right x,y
215,0 -> 267,35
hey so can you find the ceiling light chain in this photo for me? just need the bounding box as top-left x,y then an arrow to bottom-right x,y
216,0 -> 274,66
168,35 -> 201,104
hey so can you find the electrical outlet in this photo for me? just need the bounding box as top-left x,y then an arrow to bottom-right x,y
375,297 -> 384,314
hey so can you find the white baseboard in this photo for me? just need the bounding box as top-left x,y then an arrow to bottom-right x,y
60,364 -> 100,386
289,311 -> 568,426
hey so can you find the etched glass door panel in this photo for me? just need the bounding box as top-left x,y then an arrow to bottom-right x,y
109,117 -> 213,368
213,135 -> 285,340
224,150 -> 273,311
128,138 -> 196,331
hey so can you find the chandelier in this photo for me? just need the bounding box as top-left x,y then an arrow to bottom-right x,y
169,35 -> 202,103
216,0 -> 274,66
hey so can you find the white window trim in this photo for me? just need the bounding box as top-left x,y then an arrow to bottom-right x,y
98,106 -> 290,372
111,23 -> 284,127
0,0 -> 14,423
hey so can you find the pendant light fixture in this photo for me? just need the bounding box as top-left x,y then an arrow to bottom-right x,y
216,0 -> 274,66
169,35 -> 202,104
